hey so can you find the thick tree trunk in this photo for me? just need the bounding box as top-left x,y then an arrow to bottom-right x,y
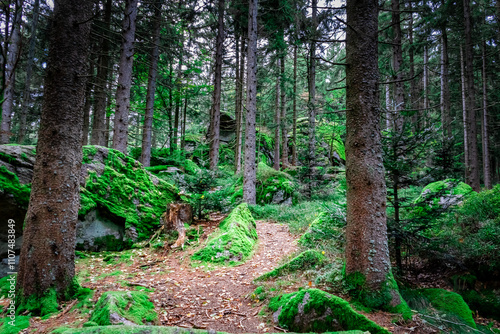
307,0 -> 317,168
391,0 -> 404,133
345,0 -> 404,308
18,0 -> 40,144
440,29 -> 451,140
17,0 -> 92,301
273,59 -> 281,171
0,0 -> 24,144
463,0 -> 480,191
209,0 -> 225,170
292,44 -> 298,166
141,0 -> 162,167
243,0 -> 258,204
481,41 -> 491,189
235,35 -> 245,174
280,53 -> 288,168
90,0 -> 112,147
112,0 -> 138,154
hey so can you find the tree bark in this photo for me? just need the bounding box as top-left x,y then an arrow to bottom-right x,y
462,0 -> 480,191
408,2 -> 417,130
280,53 -> 288,168
481,41 -> 491,189
391,0 -> 404,133
90,0 -> 112,147
0,0 -> 24,144
181,94 -> 188,150
235,35 -> 245,174
460,46 -> 468,176
385,77 -> 392,131
82,50 -> 96,146
209,0 -> 225,170
17,0 -> 92,301
112,0 -> 138,154
292,44 -> 298,166
18,0 -> 40,144
345,0 -> 403,307
440,29 -> 451,140
243,0 -> 258,204
141,0 -> 162,167
273,59 -> 281,171
307,0 -> 317,168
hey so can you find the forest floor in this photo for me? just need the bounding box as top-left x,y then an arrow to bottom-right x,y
14,214 -> 500,334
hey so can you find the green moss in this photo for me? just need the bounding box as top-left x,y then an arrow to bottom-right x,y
88,291 -> 157,326
268,289 -> 390,333
420,288 -> 476,328
256,162 -> 298,205
345,271 -> 411,320
0,315 -> 31,334
251,286 -> 269,301
414,179 -> 473,204
16,287 -> 59,316
82,145 -> 98,164
0,165 -> 31,207
80,147 -> 178,241
460,289 -> 500,320
299,210 -> 345,251
255,250 -> 325,281
52,325 -> 367,334
191,203 -> 258,265
0,275 -> 16,298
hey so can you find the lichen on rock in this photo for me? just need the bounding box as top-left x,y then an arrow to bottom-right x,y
191,203 -> 257,265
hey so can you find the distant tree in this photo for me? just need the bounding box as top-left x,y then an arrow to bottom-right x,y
17,0 -> 92,305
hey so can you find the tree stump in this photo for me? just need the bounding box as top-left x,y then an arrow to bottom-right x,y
162,203 -> 193,248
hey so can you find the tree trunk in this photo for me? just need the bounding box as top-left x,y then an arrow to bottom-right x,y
112,0 -> 138,154
280,53 -> 288,168
90,0 -> 112,147
440,29 -> 451,140
273,59 -> 281,171
82,54 -> 95,146
235,35 -> 245,174
243,0 -> 258,204
18,0 -> 39,144
307,0 -> 317,168
391,0 -> 404,133
292,44 -> 298,166
460,46 -> 469,177
423,44 -> 429,126
17,0 -> 92,303
209,0 -> 225,170
345,0 -> 406,309
481,41 -> 491,189
0,0 -> 24,144
162,203 -> 193,249
141,0 -> 162,167
408,2 -> 417,129
462,0 -> 480,191
385,77 -> 392,131
173,56 -> 183,152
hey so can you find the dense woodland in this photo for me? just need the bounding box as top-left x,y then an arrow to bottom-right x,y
1,0 -> 500,332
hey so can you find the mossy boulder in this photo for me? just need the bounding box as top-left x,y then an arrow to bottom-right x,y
52,325 -> 367,334
255,250 -> 326,281
414,179 -> 473,209
0,315 -> 31,334
88,291 -> 158,326
191,203 -> 257,265
402,288 -> 476,329
0,145 -> 178,254
256,162 -> 298,205
460,289 -> 500,320
299,209 -> 346,252
269,289 -> 390,333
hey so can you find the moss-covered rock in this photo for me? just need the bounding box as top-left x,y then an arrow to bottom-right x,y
299,209 -> 345,251
88,291 -> 158,326
460,289 -> 500,320
402,288 -> 476,329
268,289 -> 390,333
414,179 -> 473,208
191,203 -> 257,265
0,315 -> 31,334
52,325 -> 367,334
256,162 -> 298,205
255,250 -> 326,281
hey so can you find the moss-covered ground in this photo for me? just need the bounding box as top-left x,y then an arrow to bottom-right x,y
255,250 -> 325,281
191,203 -> 258,265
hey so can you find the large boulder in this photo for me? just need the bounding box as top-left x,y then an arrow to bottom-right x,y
414,179 -> 473,209
0,145 -> 178,257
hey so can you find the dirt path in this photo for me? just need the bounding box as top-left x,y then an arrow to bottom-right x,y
22,219 -> 299,333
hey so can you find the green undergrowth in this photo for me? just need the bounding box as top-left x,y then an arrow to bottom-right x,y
52,325 -> 367,334
345,271 -> 412,320
191,203 -> 257,265
414,179 -> 473,205
255,250 -> 326,281
268,288 -> 390,333
460,289 -> 500,320
80,146 -> 178,241
0,315 -> 31,334
0,275 -> 15,298
402,288 -> 477,331
0,165 -> 31,207
88,291 -> 157,326
299,206 -> 346,253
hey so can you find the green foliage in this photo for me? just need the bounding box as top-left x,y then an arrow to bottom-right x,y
0,165 -> 31,207
80,147 -> 177,241
414,179 -> 473,205
299,206 -> 346,252
255,250 -> 326,281
0,315 -> 31,334
402,288 -> 476,329
191,203 -> 258,265
268,289 -> 390,333
460,289 -> 500,321
88,291 -> 157,326
16,287 -> 59,316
